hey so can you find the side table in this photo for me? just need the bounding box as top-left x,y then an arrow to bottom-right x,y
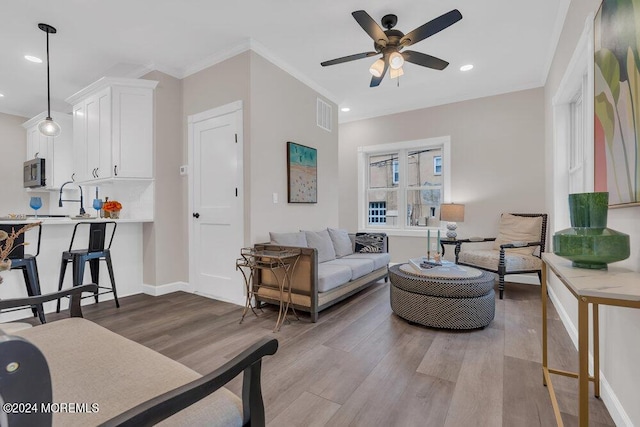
440,237 -> 495,263
236,247 -> 301,332
541,253 -> 640,426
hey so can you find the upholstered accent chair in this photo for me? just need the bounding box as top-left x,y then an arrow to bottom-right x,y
457,213 -> 548,299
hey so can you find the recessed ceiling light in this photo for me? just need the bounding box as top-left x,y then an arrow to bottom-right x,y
25,55 -> 43,63
0,93 -> 4,97
341,107 -> 351,112
460,64 -> 474,71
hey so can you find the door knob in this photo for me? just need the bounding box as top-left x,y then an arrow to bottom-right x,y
193,212 -> 200,218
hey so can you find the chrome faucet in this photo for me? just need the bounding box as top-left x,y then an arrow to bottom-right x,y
59,181 -> 86,215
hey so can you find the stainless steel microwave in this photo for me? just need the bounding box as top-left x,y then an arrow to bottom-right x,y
24,158 -> 46,188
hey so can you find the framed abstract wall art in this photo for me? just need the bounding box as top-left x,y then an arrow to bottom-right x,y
594,0 -> 640,207
287,142 -> 317,203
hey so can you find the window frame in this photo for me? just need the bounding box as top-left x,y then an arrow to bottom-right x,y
433,155 -> 442,176
357,136 -> 451,237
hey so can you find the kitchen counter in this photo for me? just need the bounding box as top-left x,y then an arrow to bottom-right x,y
0,217 -> 153,225
0,220 -> 149,322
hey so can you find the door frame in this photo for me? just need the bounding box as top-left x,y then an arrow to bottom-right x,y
187,100 -> 244,302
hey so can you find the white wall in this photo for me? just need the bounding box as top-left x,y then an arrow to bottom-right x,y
545,1 -> 640,425
0,112 -> 30,213
339,88 -> 546,262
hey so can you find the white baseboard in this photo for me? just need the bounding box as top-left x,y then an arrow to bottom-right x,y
547,285 -> 632,426
142,281 -> 190,296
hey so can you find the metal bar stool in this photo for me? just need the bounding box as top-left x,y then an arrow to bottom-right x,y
56,221 -> 119,313
0,223 -> 46,323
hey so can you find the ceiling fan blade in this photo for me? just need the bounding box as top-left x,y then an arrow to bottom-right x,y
321,52 -> 378,67
352,10 -> 389,45
400,9 -> 462,47
402,51 -> 449,70
370,58 -> 389,87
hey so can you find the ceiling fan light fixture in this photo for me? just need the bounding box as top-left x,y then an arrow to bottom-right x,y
390,67 -> 404,79
389,51 -> 404,70
369,58 -> 385,77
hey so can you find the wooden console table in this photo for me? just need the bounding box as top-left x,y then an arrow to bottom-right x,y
541,253 -> 640,426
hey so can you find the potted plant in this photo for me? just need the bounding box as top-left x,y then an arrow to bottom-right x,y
103,201 -> 123,219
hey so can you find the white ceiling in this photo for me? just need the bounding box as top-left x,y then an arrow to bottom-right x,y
0,1 -> 570,123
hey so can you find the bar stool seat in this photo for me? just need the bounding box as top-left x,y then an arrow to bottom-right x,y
56,222 -> 119,313
0,223 -> 46,324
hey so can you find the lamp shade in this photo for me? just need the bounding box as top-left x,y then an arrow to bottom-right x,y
440,203 -> 465,222
369,59 -> 385,77
390,67 -> 404,79
389,51 -> 404,70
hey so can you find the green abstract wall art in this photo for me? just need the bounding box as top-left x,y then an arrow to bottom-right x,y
287,142 -> 317,203
594,0 -> 640,207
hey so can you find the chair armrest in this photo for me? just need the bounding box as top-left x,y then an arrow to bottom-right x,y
499,241 -> 542,249
99,337 -> 279,427
457,237 -> 496,249
0,284 -> 98,318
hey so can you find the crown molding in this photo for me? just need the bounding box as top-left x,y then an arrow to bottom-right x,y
540,0 -> 572,85
181,40 -> 252,79
247,39 -> 340,105
66,77 -> 159,105
339,81 -> 544,124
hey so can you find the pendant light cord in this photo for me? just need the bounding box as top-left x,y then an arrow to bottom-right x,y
46,29 -> 51,120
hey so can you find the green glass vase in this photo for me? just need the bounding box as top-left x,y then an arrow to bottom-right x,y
553,192 -> 630,269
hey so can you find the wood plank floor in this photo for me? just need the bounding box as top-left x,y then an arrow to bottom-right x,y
43,281 -> 615,426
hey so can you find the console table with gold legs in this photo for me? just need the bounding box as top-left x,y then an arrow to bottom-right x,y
236,247 -> 301,332
541,253 -> 640,427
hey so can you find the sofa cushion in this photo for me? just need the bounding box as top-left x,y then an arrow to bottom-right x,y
344,252 -> 391,270
458,249 -> 542,272
328,228 -> 354,258
303,229 -> 336,263
269,231 -> 307,247
493,214 -> 542,255
324,258 -> 375,281
317,263 -> 353,292
354,232 -> 385,253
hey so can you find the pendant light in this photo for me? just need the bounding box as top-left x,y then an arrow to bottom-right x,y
37,23 -> 61,137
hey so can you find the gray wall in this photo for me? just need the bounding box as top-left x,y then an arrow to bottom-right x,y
181,50 -> 338,245
0,112 -> 29,213
142,71 -> 184,286
339,88 -> 545,262
248,52 -> 339,243
544,1 -> 640,424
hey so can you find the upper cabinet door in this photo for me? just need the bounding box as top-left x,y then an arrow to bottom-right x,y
111,86 -> 153,178
66,78 -> 157,183
23,111 -> 72,188
73,103 -> 88,182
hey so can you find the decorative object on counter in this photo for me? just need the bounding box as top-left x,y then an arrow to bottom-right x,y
93,199 -> 103,218
36,23 -> 61,137
29,196 -> 42,219
0,222 -> 41,285
553,192 -> 630,269
440,203 -> 465,239
103,200 -> 122,219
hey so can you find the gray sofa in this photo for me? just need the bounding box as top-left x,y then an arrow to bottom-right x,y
254,229 -> 390,322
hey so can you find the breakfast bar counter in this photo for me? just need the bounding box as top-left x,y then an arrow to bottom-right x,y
0,219 -> 151,322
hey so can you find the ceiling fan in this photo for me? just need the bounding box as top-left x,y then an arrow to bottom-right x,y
321,9 -> 463,87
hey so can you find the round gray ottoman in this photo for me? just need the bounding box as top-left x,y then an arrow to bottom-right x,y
389,264 -> 495,329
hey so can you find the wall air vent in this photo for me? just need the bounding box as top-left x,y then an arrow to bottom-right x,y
317,98 -> 332,132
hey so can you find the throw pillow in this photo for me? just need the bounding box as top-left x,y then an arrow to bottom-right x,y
328,228 -> 353,258
354,233 -> 386,253
493,213 -> 543,255
269,231 -> 308,247
303,229 -> 336,263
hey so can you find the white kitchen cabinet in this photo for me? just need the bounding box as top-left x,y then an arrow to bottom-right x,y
66,77 -> 158,183
22,111 -> 73,189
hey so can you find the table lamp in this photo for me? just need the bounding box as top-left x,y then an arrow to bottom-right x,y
440,203 -> 465,239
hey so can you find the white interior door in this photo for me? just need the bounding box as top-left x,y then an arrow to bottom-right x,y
189,102 -> 244,305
